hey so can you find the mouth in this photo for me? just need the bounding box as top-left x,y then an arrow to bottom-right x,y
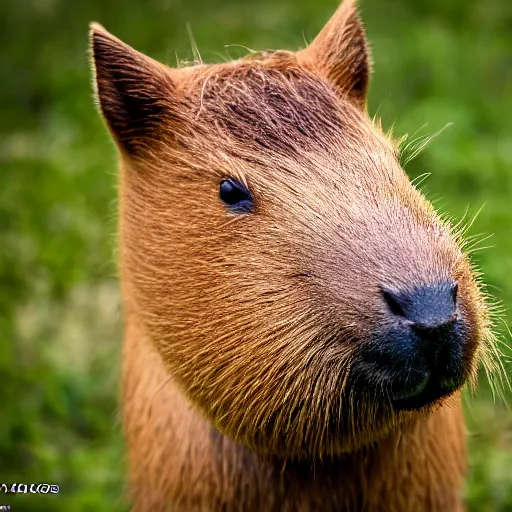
389,371 -> 465,411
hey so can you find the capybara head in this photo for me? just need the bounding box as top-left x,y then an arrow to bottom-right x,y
90,0 -> 496,459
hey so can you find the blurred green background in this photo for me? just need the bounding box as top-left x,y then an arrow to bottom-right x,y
1,0 -> 511,510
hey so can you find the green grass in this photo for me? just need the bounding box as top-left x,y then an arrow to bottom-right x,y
1,0 -> 511,509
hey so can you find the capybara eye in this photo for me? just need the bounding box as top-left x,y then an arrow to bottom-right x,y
219,178 -> 253,213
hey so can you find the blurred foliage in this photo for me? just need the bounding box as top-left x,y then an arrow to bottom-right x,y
1,0 -> 511,510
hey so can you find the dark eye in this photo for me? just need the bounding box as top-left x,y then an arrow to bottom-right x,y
219,178 -> 253,213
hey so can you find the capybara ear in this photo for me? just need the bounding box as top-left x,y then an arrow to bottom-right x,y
89,23 -> 177,156
299,0 -> 371,110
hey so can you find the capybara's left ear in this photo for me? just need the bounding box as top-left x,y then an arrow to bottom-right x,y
299,0 -> 371,110
89,22 -> 177,156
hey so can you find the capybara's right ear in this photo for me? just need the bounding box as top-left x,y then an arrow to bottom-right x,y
89,23 -> 176,156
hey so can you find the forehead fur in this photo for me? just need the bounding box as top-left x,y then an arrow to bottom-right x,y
162,52 -> 395,180
189,53 -> 350,151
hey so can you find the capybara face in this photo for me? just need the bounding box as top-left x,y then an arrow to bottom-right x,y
91,0 -> 491,459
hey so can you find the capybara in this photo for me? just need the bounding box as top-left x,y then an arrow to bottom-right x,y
90,0 -> 498,510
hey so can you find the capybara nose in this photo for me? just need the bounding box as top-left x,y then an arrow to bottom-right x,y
380,281 -> 458,331
359,281 -> 467,410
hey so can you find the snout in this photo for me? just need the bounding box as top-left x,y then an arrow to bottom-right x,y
358,280 -> 470,411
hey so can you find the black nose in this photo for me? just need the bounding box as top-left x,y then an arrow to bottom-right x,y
381,281 -> 458,331
356,281 -> 467,411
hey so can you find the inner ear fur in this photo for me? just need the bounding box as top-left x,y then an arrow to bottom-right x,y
298,0 -> 372,110
89,23 -> 177,155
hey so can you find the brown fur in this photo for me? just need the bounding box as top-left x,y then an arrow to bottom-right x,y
90,1 -> 490,510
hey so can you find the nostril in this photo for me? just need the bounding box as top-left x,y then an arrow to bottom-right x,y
451,282 -> 458,304
381,287 -> 406,318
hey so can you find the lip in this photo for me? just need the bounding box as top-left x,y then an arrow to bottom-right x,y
390,371 -> 430,401
390,372 -> 465,411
